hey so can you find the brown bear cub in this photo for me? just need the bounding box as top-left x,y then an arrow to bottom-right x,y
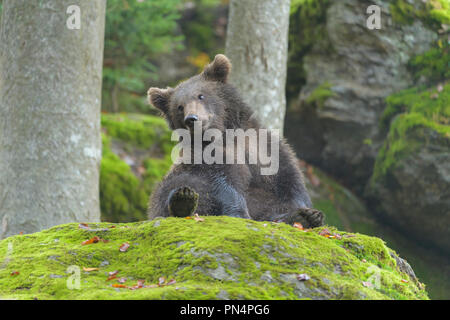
147,54 -> 324,228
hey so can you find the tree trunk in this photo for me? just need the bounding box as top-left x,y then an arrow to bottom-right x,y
0,0 -> 106,238
225,0 -> 291,134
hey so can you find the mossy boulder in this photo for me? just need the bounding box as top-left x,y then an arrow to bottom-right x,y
367,83 -> 450,254
286,0 -> 438,191
0,217 -> 428,300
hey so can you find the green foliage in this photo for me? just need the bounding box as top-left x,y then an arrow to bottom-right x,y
178,0 -> 226,57
373,83 -> 450,180
0,218 -> 428,299
305,82 -> 336,109
287,0 -> 331,101
100,113 -> 174,223
103,0 -> 183,112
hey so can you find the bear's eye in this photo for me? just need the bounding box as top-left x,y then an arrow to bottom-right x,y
178,105 -> 184,112
198,94 -> 204,100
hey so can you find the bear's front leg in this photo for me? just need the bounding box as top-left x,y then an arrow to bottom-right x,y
167,186 -> 199,217
274,208 -> 325,228
212,177 -> 251,219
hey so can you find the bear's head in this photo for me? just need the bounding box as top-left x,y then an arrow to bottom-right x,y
148,54 -> 246,133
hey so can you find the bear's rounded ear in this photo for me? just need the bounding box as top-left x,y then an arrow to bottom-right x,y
202,54 -> 232,83
147,87 -> 173,114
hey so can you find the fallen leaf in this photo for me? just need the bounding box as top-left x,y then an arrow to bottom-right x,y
119,242 -> 130,252
319,228 -> 332,237
78,223 -> 90,230
167,279 -> 177,286
10,271 -> 19,276
107,270 -> 119,281
362,281 -> 373,288
129,280 -> 146,290
344,234 -> 356,238
401,279 -> 409,283
112,284 -> 127,288
137,279 -> 145,287
109,225 -> 116,229
334,233 -> 342,240
144,284 -> 158,288
296,273 -> 310,281
83,267 -> 99,272
362,259 -> 367,263
19,231 -> 23,235
194,213 -> 204,222
293,222 -> 304,230
82,236 -> 100,245
185,216 -> 192,220
118,277 -> 127,284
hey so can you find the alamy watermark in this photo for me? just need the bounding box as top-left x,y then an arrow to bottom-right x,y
66,265 -> 81,290
66,5 -> 81,30
366,5 -> 381,30
171,121 -> 280,176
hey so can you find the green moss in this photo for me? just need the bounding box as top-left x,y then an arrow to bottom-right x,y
373,83 -> 449,181
408,42 -> 450,83
100,113 -> 174,223
287,0 -> 331,100
142,156 -> 173,191
100,136 -> 148,223
101,113 -> 173,152
389,0 -> 450,28
0,217 -> 428,300
305,82 -> 336,109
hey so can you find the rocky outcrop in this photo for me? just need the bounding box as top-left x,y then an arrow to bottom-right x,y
0,217 -> 428,300
286,0 -> 437,191
366,83 -> 450,254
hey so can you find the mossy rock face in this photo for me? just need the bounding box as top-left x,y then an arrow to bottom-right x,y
367,83 -> 449,253
0,217 -> 427,300
286,0 -> 438,191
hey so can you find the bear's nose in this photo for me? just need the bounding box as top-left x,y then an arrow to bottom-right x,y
184,114 -> 198,127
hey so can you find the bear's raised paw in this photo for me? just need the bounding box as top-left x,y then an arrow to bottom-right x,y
168,186 -> 199,217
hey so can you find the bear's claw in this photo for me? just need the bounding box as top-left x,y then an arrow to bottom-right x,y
168,186 -> 199,217
297,208 -> 325,228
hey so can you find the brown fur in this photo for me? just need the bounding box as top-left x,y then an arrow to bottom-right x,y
147,54 -> 324,227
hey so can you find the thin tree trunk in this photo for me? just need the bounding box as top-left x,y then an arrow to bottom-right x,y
225,0 -> 291,134
0,0 -> 106,238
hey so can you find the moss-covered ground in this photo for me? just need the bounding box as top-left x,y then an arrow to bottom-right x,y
0,217 -> 428,300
